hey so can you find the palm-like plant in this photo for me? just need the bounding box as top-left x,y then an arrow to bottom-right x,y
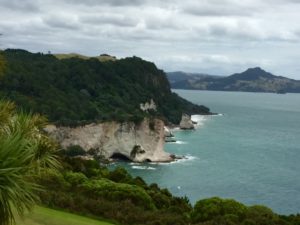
0,100 -> 60,225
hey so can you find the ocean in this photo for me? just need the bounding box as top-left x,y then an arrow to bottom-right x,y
110,90 -> 300,215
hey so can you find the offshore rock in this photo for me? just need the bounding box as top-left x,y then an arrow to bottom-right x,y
179,114 -> 195,130
45,118 -> 173,162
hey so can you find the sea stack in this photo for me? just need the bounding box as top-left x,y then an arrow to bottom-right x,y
179,114 -> 195,130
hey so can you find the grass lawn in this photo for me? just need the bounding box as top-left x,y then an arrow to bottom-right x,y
15,206 -> 115,225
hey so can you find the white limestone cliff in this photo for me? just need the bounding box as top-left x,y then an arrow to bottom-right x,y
45,118 -> 173,162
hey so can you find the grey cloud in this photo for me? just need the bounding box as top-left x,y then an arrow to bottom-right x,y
265,0 -> 300,4
43,15 -> 80,30
1,0 -> 300,78
206,22 -> 265,41
0,0 -> 39,12
184,6 -> 253,17
64,0 -> 144,7
80,14 -> 139,27
182,0 -> 258,17
144,13 -> 182,30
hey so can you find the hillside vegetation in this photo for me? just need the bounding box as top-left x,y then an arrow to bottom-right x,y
37,156 -> 300,225
0,49 -> 210,126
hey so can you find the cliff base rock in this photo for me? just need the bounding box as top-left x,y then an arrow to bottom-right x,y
45,118 -> 173,162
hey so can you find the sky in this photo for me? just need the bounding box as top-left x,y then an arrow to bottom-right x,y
0,0 -> 300,79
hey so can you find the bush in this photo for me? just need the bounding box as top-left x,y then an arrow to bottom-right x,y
244,205 -> 280,225
108,166 -> 132,183
80,178 -> 155,210
64,172 -> 87,186
191,197 -> 247,223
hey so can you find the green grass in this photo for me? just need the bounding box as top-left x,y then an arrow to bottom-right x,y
54,53 -> 116,62
15,206 -> 115,225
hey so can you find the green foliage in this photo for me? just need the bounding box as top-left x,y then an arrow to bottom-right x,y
191,197 -> 297,225
0,52 -> 6,78
64,172 -> 87,186
80,178 -> 155,210
191,197 -> 247,223
108,166 -> 133,183
0,100 -> 60,225
243,205 -> 280,225
37,158 -> 193,225
0,49 -> 210,125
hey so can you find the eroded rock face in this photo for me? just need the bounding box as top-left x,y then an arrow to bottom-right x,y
164,126 -> 173,137
140,99 -> 157,112
179,114 -> 195,130
45,118 -> 172,162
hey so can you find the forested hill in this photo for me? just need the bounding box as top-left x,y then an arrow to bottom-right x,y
168,68 -> 300,93
0,49 -> 210,126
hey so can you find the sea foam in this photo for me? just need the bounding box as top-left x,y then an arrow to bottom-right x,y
131,165 -> 156,170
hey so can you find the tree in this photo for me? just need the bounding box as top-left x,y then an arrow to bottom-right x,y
0,52 -> 5,78
0,100 -> 60,225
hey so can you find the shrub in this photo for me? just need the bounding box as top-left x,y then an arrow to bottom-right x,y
80,178 -> 155,210
64,172 -> 87,186
108,166 -> 132,183
191,197 -> 247,223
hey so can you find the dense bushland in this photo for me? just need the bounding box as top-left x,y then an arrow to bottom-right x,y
38,157 -> 192,225
37,157 -> 300,225
0,49 -> 210,126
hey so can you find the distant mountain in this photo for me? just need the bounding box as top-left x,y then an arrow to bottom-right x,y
167,71 -> 223,89
167,67 -> 300,93
167,71 -> 221,83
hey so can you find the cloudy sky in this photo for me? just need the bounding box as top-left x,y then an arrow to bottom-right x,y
0,0 -> 300,78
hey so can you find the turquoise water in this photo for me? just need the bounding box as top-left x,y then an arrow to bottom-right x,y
112,90 -> 300,215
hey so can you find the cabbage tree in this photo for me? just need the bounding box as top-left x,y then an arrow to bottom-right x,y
0,100 -> 60,225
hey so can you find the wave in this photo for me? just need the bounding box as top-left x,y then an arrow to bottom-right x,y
131,165 -> 157,170
129,162 -> 140,165
149,155 -> 197,166
192,113 -> 223,120
191,114 -> 207,121
212,113 -> 224,116
191,115 -> 207,127
167,140 -> 187,145
170,155 -> 198,164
